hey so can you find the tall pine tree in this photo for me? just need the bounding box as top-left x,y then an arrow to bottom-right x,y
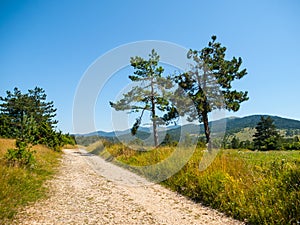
110,49 -> 176,147
174,36 -> 248,145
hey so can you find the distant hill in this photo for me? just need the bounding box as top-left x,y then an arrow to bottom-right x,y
159,115 -> 300,142
224,115 -> 300,133
75,115 -> 300,145
76,127 -> 151,137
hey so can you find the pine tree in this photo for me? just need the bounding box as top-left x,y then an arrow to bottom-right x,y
110,49 -> 176,147
174,36 -> 248,146
253,116 -> 282,150
0,87 -> 58,147
231,136 -> 240,149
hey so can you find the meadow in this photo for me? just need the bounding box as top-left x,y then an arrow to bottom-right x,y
0,138 -> 62,222
89,140 -> 300,225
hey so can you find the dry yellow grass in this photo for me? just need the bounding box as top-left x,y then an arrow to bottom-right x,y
63,144 -> 79,149
85,140 -> 103,152
0,138 -> 15,155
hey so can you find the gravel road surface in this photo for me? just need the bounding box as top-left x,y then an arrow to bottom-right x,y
13,149 -> 243,225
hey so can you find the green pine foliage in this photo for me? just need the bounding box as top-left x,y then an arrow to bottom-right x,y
5,140 -> 36,167
253,116 -> 282,150
0,87 -> 75,165
174,36 -> 248,144
231,136 -> 240,149
110,49 -> 177,147
0,87 -> 57,140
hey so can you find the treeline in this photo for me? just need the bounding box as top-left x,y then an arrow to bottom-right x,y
224,116 -> 300,150
225,135 -> 300,150
0,87 -> 75,166
161,116 -> 300,151
77,115 -> 300,150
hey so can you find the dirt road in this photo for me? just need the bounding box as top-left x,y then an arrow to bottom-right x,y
13,149 -> 243,225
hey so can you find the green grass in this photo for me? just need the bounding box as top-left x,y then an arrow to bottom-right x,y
164,149 -> 300,225
0,138 -> 62,223
90,141 -> 300,225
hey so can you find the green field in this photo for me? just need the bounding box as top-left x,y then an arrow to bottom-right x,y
90,141 -> 300,225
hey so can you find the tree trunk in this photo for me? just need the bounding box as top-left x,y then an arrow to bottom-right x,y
152,113 -> 158,147
202,111 -> 211,150
150,79 -> 159,147
200,70 -> 211,150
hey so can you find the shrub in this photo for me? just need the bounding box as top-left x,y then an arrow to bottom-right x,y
5,140 -> 35,167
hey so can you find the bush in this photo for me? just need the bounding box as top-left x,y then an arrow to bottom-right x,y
5,140 -> 35,167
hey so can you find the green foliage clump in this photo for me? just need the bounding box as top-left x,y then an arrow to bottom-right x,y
282,136 -> 300,150
0,87 -> 57,140
231,136 -> 240,149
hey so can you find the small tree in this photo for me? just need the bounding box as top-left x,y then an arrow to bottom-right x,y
231,136 -> 240,149
110,50 -> 176,147
174,36 -> 248,146
5,115 -> 38,167
253,116 -> 282,150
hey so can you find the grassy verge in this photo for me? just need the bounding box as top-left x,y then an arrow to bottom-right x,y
0,138 -> 62,223
163,150 -> 300,224
89,141 -> 300,225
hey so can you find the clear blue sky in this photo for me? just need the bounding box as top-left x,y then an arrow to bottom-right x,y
1,0 -> 299,133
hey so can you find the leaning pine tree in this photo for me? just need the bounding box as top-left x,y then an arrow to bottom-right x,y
174,36 -> 249,146
110,49 -> 176,147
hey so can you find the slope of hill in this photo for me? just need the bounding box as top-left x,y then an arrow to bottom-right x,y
74,115 -> 300,145
224,115 -> 300,133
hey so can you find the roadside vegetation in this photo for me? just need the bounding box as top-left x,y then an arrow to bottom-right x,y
0,138 -> 62,222
86,139 -> 300,225
163,149 -> 300,225
83,112 -> 300,224
0,87 -> 76,222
